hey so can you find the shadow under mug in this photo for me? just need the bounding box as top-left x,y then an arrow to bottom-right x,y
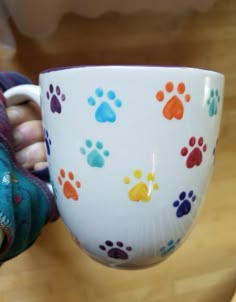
4,66 -> 224,269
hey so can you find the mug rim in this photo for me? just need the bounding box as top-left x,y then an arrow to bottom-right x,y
40,65 -> 224,77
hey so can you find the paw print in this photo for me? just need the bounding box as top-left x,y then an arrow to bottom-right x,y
156,81 -> 191,120
46,84 -> 66,113
207,88 -> 220,117
173,190 -> 196,217
58,169 -> 81,201
123,169 -> 159,202
88,88 -> 122,123
99,240 -> 132,259
160,238 -> 181,257
181,136 -> 207,168
80,139 -> 110,168
44,129 -> 52,155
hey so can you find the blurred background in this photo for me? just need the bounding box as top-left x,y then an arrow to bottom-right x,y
0,0 -> 236,301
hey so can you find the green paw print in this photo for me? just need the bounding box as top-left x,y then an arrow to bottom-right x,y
80,139 -> 110,168
207,88 -> 220,117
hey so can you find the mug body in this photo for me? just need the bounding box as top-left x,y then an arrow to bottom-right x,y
39,66 -> 224,269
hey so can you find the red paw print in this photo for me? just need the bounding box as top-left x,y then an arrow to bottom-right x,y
181,137 -> 207,168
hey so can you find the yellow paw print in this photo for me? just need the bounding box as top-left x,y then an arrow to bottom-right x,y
123,169 -> 159,202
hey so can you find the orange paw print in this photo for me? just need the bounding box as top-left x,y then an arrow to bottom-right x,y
58,169 -> 81,201
156,81 -> 191,120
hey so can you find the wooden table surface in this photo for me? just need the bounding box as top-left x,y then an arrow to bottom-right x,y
0,0 -> 236,301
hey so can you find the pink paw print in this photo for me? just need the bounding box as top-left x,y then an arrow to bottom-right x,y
181,136 -> 207,168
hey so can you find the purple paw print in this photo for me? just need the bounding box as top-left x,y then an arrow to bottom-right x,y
173,190 -> 196,217
44,129 -> 52,155
99,240 -> 132,260
46,84 -> 65,113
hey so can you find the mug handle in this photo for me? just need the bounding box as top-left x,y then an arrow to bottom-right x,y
3,84 -> 52,190
3,84 -> 40,106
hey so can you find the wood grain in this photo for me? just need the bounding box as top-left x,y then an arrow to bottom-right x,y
0,0 -> 236,301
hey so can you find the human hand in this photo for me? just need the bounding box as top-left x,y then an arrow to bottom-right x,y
7,101 -> 47,171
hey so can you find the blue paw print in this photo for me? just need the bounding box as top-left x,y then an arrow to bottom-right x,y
173,190 -> 196,218
80,139 -> 110,168
88,88 -> 122,123
160,238 -> 181,257
44,129 -> 52,155
207,88 -> 220,117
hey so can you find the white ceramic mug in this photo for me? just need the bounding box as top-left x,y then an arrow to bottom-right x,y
4,66 -> 224,269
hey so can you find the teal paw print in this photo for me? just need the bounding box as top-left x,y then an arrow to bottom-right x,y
207,89 -> 220,117
160,238 -> 181,257
88,88 -> 122,123
80,139 -> 110,168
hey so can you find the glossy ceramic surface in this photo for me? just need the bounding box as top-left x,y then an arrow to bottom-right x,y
5,66 -> 225,269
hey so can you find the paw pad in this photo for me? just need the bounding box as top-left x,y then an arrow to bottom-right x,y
156,81 -> 191,120
123,169 -> 159,202
207,88 -> 220,117
58,169 -> 81,201
46,84 -> 65,114
173,190 -> 196,217
44,129 -> 52,155
88,88 -> 122,123
80,139 -> 110,168
99,240 -> 132,259
181,136 -> 207,168
160,238 -> 181,257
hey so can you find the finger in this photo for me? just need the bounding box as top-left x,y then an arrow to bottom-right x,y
13,120 -> 44,151
15,142 -> 47,170
34,161 -> 48,171
7,101 -> 42,128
